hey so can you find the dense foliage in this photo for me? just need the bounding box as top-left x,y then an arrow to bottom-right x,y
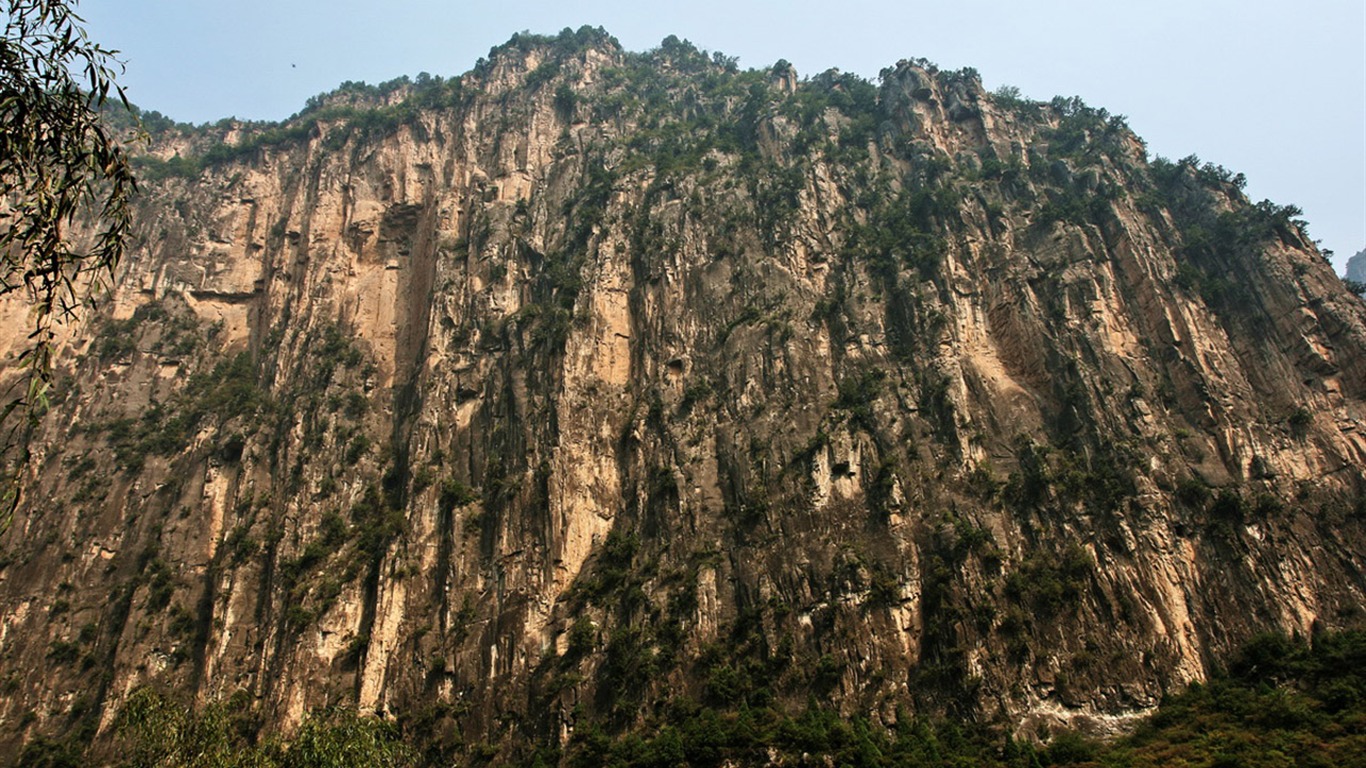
68,630 -> 1361,767
549,629 -> 1365,767
107,687 -> 413,768
1096,630 -> 1366,767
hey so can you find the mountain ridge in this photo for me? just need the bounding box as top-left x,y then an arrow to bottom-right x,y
1,27 -> 1363,764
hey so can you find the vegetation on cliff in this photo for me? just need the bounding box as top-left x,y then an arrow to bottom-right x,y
18,629 -> 1359,766
0,0 -> 139,526
2,25 -> 1364,768
553,630 -> 1366,768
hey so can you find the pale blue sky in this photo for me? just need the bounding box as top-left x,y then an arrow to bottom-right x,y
83,0 -> 1364,272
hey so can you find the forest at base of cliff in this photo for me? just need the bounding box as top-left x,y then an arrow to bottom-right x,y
17,629 -> 1364,767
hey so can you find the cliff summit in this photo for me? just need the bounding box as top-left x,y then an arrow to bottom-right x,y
1,27 -> 1363,765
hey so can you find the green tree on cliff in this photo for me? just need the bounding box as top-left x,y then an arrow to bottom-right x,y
0,0 -> 136,526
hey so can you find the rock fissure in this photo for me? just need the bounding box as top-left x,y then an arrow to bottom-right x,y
0,30 -> 1363,763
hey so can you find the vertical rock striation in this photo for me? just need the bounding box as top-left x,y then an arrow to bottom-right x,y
0,28 -> 1362,760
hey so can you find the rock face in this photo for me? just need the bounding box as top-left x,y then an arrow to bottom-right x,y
1,28 -> 1364,761
1347,248 -> 1366,284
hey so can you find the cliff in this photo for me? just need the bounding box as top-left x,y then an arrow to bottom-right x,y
1,28 -> 1364,763
1347,248 -> 1366,284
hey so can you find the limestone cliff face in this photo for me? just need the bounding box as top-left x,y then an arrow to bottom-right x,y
1,30 -> 1364,760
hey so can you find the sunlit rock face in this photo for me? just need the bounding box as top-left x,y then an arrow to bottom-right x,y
1,28 -> 1362,760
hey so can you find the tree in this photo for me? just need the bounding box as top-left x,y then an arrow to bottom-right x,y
0,0 -> 136,526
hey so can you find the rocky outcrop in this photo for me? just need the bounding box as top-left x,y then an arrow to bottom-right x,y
1348,248 -> 1366,284
0,28 -> 1363,762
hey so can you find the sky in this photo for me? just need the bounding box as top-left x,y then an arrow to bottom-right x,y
82,0 -> 1365,273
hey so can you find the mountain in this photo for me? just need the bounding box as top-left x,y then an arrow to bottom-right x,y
1,28 -> 1363,764
1348,248 -> 1366,284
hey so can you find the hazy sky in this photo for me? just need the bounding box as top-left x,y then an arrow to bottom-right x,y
82,0 -> 1364,272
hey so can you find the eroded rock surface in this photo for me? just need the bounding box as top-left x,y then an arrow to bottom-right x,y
0,29 -> 1362,761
